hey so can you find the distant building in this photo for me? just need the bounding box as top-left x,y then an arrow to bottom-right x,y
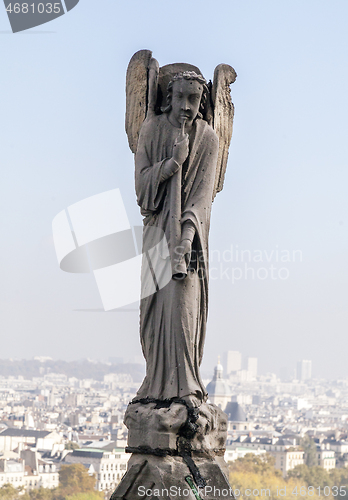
225,446 -> 266,463
247,357 -> 258,378
206,360 -> 232,410
0,458 -> 25,488
22,449 -> 59,490
0,428 -> 63,454
64,441 -> 130,492
230,436 -> 304,477
329,440 -> 348,456
316,446 -> 335,471
224,402 -> 249,431
104,373 -> 133,390
232,394 -> 253,405
273,449 -> 304,477
296,360 -> 312,381
223,351 -> 242,375
65,392 -> 85,407
0,452 -> 59,491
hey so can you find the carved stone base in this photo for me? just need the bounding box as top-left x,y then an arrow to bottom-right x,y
110,454 -> 234,500
124,400 -> 227,457
111,400 -> 234,499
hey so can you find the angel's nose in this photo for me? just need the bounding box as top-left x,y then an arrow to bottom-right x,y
181,98 -> 190,110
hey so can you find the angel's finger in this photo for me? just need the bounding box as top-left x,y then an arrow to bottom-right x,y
177,119 -> 186,140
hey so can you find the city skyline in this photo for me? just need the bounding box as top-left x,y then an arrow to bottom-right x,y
1,353 -> 347,495
0,355 -> 317,383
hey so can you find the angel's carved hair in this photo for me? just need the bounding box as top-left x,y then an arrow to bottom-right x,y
161,71 -> 209,118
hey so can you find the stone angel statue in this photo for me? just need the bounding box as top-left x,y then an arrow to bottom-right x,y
126,50 -> 236,408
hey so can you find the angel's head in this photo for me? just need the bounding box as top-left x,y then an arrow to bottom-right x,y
162,71 -> 209,127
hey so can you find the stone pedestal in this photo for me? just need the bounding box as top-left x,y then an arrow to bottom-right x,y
111,400 -> 234,499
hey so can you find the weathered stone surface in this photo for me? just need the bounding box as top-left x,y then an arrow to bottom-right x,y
211,64 -> 237,196
191,403 -> 227,456
125,402 -> 188,450
125,401 -> 227,458
110,454 -> 234,500
125,49 -> 152,153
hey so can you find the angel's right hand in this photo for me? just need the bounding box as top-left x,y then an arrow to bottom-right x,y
173,137 -> 189,165
173,125 -> 189,165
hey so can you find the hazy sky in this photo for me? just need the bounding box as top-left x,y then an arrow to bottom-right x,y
1,0 -> 348,379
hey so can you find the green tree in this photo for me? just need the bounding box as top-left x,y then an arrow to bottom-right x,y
66,493 -> 104,500
28,487 -> 55,500
329,467 -> 348,487
57,464 -> 100,499
288,464 -> 311,483
308,466 -> 332,489
288,464 -> 332,489
229,454 -> 322,500
229,453 -> 282,477
0,484 -> 23,500
229,453 -> 284,500
301,435 -> 318,467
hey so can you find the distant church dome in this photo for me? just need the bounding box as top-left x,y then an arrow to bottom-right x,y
206,357 -> 232,405
224,401 -> 247,422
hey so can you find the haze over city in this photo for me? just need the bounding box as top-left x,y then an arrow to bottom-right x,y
1,0 -> 348,379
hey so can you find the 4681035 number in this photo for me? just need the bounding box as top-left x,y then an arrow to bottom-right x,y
6,3 -> 61,14
291,486 -> 347,496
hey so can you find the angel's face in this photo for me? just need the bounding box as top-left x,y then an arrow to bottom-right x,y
170,79 -> 203,127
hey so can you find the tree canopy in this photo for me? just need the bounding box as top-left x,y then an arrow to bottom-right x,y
301,435 -> 318,467
0,463 -> 104,500
58,464 -> 100,498
229,453 -> 348,500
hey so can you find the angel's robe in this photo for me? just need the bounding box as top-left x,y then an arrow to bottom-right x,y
134,113 -> 219,405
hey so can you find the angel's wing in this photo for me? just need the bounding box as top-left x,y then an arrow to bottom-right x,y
211,64 -> 237,199
125,50 -> 159,153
